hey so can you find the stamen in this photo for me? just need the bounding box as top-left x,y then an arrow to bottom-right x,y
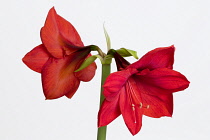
139,102 -> 143,108
132,104 -> 135,111
139,102 -> 150,109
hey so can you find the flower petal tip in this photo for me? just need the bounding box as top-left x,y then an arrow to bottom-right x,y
130,129 -> 139,136
169,44 -> 175,48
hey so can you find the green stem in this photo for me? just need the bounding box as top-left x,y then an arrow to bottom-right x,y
97,64 -> 111,140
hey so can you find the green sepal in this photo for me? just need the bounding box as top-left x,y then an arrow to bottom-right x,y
75,55 -> 98,72
116,48 -> 139,59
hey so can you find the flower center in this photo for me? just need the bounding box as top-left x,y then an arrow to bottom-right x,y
126,79 -> 150,111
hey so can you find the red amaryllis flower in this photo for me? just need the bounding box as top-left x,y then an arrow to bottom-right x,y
98,45 -> 189,135
22,7 -> 96,99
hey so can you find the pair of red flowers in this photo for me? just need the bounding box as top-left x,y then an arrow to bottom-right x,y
23,7 -> 189,135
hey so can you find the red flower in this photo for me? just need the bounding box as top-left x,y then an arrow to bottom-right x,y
22,7 -> 96,99
98,46 -> 189,135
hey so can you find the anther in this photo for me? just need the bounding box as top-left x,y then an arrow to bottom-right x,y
139,103 -> 150,109
132,104 -> 135,111
139,102 -> 143,108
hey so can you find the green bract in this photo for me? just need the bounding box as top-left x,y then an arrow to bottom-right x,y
75,55 -> 98,72
116,48 -> 139,59
103,25 -> 111,51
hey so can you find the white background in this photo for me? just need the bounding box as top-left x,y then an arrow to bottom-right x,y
1,0 -> 209,139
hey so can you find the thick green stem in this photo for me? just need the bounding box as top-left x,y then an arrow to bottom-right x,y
97,64 -> 111,140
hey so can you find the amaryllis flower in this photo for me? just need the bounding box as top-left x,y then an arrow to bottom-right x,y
98,46 -> 189,135
22,7 -> 96,99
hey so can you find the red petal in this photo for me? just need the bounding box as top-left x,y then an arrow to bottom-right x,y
103,68 -> 138,101
141,93 -> 173,118
41,48 -> 90,99
138,68 -> 190,93
133,68 -> 189,117
22,44 -> 50,73
57,14 -> 84,47
128,45 -> 175,70
131,81 -> 173,118
74,55 -> 97,82
42,57 -> 80,99
119,86 -> 143,135
41,7 -> 83,58
98,97 -> 121,127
